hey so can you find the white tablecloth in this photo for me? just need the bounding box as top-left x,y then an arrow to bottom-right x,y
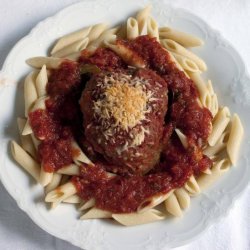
0,0 -> 250,249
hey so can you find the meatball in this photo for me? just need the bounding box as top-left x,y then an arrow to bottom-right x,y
80,69 -> 168,175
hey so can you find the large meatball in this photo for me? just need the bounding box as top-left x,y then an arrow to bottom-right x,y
80,69 -> 168,175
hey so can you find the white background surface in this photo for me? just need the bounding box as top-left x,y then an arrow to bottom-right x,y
0,0 -> 250,250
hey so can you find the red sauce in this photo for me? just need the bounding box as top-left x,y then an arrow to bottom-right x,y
28,35 -> 213,213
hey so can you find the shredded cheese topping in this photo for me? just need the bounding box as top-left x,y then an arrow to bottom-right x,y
93,73 -> 153,132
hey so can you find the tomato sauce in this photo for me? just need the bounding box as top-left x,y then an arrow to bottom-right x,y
28,35 -> 212,213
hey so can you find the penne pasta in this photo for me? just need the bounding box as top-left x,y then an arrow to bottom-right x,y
87,27 -> 119,52
40,167 -> 53,187
50,26 -> 91,54
71,140 -> 93,165
52,38 -> 89,58
207,80 -> 215,95
210,94 -> 219,117
87,23 -> 109,43
161,39 -> 207,71
26,57 -> 65,69
126,17 -> 139,40
174,188 -> 190,210
104,40 -> 146,68
184,175 -> 200,195
64,51 -> 82,61
136,5 -> 151,35
167,51 -> 189,77
24,71 -> 38,117
63,195 -> 82,204
80,208 -> 112,219
45,182 -> 77,204
57,164 -> 79,175
227,114 -> 244,165
164,193 -> 182,217
204,130 -> 229,157
79,198 -> 95,211
21,120 -> 33,136
112,209 -> 165,226
202,168 -> 212,175
35,65 -> 48,97
17,118 -> 36,158
172,52 -> 200,73
45,173 -> 62,194
137,190 -> 174,213
31,133 -> 40,150
22,96 -> 48,137
188,72 -> 210,107
197,158 -> 231,190
147,16 -> 159,41
208,107 -> 231,146
159,27 -> 204,47
11,141 -> 40,182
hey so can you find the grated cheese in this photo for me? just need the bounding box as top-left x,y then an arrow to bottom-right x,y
92,72 -> 156,151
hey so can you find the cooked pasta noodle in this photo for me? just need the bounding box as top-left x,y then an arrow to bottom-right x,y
51,26 -> 91,55
197,158 -> 231,190
11,141 -> 40,182
159,26 -> 204,47
17,118 -> 36,158
227,114 -> 244,165
136,5 -> 151,35
208,107 -> 231,146
147,16 -> 159,41
80,208 -> 112,219
161,39 -> 207,71
24,71 -> 38,117
35,65 -> 48,97
164,193 -> 182,217
112,209 -> 165,226
26,57 -> 65,69
126,17 -> 139,40
184,175 -> 200,195
52,38 -> 89,58
172,52 -> 200,72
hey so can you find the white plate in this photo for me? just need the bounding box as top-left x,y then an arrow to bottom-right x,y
0,0 -> 250,249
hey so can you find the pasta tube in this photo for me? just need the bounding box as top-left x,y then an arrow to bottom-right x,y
52,38 -> 89,58
164,193 -> 182,217
136,5 -> 151,35
11,141 -> 40,182
35,65 -> 48,97
184,175 -> 200,195
45,173 -> 62,194
159,27 -> 204,47
24,71 -> 38,117
197,158 -> 231,190
227,114 -> 244,165
50,26 -> 91,54
208,107 -> 231,146
174,188 -> 190,210
17,118 -> 36,158
161,39 -> 207,71
147,16 -> 159,41
137,190 -> 174,213
26,57 -> 65,69
112,209 -> 165,226
126,18 -> 139,40
45,182 -> 77,204
80,208 -> 112,219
